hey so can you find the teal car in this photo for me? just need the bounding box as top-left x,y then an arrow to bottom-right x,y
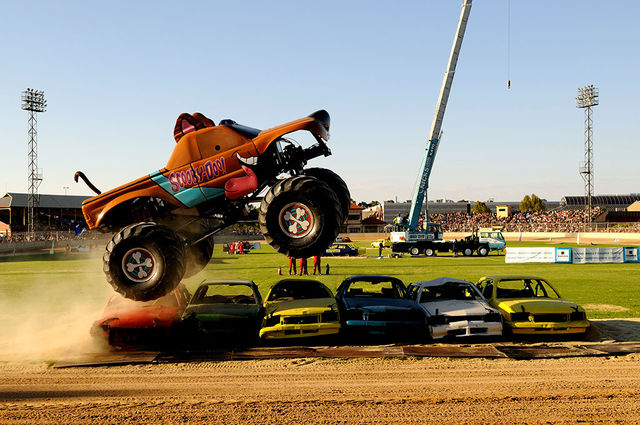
181,280 -> 264,344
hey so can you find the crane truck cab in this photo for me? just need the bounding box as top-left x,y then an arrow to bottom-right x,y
477,228 -> 506,251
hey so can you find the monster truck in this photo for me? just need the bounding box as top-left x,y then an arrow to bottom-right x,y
75,110 -> 350,301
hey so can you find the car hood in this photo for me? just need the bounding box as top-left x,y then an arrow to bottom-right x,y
341,297 -> 418,312
496,298 -> 583,314
419,300 -> 494,316
182,304 -> 262,320
95,306 -> 179,328
265,298 -> 337,316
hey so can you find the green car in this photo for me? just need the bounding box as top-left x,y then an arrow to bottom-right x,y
260,279 -> 341,340
181,280 -> 264,344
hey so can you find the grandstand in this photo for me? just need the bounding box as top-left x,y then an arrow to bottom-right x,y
560,194 -> 640,211
0,192 -> 89,233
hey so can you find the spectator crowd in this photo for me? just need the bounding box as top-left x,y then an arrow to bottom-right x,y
0,230 -> 101,244
428,207 -> 619,233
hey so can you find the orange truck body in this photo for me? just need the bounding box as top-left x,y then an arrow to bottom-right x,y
81,113 -> 330,230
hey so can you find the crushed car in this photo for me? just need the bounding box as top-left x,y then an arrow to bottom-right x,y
408,277 -> 503,339
476,275 -> 590,336
335,275 -> 426,338
260,279 -> 340,340
90,284 -> 191,348
180,280 -> 264,344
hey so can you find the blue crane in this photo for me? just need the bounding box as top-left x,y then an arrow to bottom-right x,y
405,0 -> 472,233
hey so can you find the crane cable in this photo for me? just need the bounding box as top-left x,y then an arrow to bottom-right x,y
507,0 -> 511,89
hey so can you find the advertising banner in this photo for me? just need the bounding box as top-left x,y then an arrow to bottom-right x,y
555,248 -> 572,263
505,246 -> 638,264
572,247 -> 624,264
505,247 -> 556,263
624,247 -> 639,263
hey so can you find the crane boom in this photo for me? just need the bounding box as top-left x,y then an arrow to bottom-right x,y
407,0 -> 472,230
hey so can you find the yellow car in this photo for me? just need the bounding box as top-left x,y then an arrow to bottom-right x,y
476,275 -> 589,336
370,238 -> 391,248
259,279 -> 341,340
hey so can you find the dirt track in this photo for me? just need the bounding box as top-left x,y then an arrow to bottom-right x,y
2,354 -> 640,424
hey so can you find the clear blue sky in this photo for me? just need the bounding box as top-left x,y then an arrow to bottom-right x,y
1,0 -> 638,203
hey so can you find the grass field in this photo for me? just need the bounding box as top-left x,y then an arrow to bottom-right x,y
1,241 -> 639,319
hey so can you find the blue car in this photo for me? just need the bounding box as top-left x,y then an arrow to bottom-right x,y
335,275 -> 427,338
324,242 -> 359,256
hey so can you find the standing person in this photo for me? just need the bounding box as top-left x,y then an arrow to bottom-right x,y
237,241 -> 244,254
299,257 -> 308,275
288,256 -> 297,275
378,241 -> 383,259
312,254 -> 322,275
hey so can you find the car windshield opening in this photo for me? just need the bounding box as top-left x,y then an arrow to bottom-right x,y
193,284 -> 257,305
495,279 -> 560,299
268,281 -> 332,301
346,280 -> 403,298
419,282 -> 481,302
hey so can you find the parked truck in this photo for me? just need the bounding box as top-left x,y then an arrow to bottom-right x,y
391,226 -> 505,257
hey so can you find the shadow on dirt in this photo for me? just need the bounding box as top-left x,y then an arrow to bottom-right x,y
587,319 -> 640,342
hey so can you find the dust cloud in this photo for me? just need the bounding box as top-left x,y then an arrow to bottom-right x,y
0,276 -> 114,362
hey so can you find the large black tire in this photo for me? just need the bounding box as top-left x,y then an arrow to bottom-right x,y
303,168 -> 350,221
184,237 -> 214,278
259,176 -> 342,258
477,245 -> 489,257
104,222 -> 186,301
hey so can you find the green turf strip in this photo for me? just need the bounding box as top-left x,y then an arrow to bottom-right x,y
0,241 -> 638,319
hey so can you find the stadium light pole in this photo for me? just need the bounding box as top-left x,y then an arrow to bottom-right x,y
21,88 -> 47,241
576,85 -> 598,229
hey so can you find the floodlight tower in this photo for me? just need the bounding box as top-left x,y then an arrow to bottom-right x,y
21,88 -> 47,240
576,85 -> 598,227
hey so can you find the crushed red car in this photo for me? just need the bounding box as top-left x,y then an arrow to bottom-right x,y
90,284 -> 191,348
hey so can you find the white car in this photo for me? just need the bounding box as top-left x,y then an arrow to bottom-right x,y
408,277 -> 502,339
